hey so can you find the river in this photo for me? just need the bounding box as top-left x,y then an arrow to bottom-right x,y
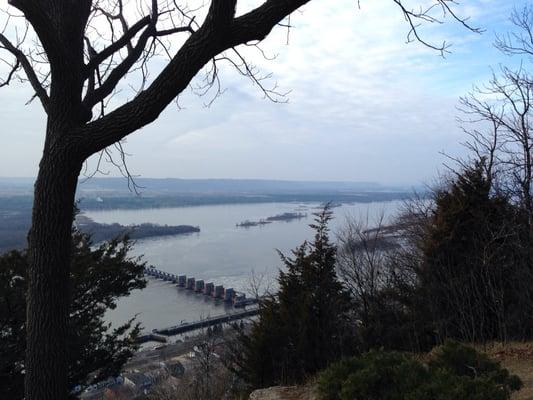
85,200 -> 402,333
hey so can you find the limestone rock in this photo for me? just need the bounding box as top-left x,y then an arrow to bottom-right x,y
248,385 -> 317,400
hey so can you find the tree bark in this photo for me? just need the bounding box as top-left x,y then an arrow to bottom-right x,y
25,140 -> 82,400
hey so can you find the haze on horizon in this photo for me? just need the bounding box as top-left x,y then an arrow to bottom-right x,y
0,0 -> 529,186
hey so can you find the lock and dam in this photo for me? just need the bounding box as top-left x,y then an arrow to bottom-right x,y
137,266 -> 260,343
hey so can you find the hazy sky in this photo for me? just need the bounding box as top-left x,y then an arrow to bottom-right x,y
0,0 -> 530,185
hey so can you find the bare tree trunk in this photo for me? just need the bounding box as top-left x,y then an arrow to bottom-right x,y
25,143 -> 82,400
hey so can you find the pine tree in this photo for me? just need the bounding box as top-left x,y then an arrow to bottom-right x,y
232,206 -> 353,388
0,229 -> 146,399
420,161 -> 533,342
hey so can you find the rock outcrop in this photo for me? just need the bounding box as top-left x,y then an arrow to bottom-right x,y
248,385 -> 317,400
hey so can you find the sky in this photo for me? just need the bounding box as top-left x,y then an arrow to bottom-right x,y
0,0 -> 530,185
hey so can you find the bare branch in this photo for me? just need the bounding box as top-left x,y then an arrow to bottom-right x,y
392,0 -> 483,56
0,58 -> 19,87
82,1 -> 197,112
495,5 -> 533,57
0,32 -> 48,111
84,15 -> 151,76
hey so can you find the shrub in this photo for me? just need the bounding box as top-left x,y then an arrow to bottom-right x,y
428,341 -> 523,397
317,351 -> 429,400
317,342 -> 522,400
316,358 -> 362,400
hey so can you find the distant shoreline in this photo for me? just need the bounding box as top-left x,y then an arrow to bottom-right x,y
76,191 -> 413,211
0,193 -> 414,253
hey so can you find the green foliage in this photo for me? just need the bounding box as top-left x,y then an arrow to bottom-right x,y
230,206 -> 354,388
418,162 -> 533,342
0,229 -> 146,399
351,161 -> 533,352
317,342 -> 522,400
318,351 -> 429,400
428,341 -> 523,394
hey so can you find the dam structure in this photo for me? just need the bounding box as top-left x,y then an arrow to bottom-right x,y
136,266 -> 260,343
143,265 -> 259,308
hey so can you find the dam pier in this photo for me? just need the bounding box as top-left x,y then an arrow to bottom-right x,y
136,266 -> 260,343
144,265 -> 259,308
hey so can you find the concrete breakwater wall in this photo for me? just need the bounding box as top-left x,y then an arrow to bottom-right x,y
153,308 -> 259,336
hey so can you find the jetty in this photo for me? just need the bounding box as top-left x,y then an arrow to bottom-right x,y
135,333 -> 168,344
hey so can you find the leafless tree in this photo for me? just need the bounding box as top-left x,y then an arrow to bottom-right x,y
148,366 -> 234,400
246,269 -> 274,300
389,166 -> 533,345
184,330 -> 231,400
495,5 -> 533,59
458,5 -> 533,227
0,0 -> 477,398
160,327 -> 233,400
446,6 -> 533,341
459,68 -> 533,219
336,212 -> 391,326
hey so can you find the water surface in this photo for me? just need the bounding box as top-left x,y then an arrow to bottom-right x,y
86,201 -> 401,332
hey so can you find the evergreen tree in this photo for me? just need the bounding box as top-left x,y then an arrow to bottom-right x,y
232,206 -> 353,388
0,230 -> 146,399
419,161 -> 533,342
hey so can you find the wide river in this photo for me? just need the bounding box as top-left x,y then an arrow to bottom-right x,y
85,201 -> 402,333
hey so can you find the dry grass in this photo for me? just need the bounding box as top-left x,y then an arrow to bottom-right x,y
249,343 -> 533,400
413,342 -> 533,400
475,342 -> 533,400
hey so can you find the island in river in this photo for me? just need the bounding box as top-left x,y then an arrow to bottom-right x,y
75,214 -> 200,243
236,212 -> 307,228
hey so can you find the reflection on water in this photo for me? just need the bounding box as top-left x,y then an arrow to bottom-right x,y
85,201 -> 401,332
